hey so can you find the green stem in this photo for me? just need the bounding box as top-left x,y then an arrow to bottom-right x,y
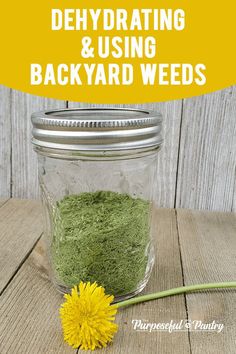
117,282 -> 236,308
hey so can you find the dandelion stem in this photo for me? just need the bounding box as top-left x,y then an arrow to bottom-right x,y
117,282 -> 236,308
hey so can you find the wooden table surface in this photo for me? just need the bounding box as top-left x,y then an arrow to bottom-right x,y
0,199 -> 235,354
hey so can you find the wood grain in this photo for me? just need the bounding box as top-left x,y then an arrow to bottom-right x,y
11,91 -> 66,199
0,199 -> 9,208
176,87 -> 236,212
0,238 -> 73,354
0,86 -> 11,198
0,199 -> 43,294
0,207 -> 190,354
177,209 -> 236,354
68,102 -> 183,208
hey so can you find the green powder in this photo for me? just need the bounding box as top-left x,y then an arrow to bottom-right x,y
51,191 -> 150,295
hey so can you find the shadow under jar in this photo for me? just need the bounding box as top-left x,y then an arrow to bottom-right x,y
31,108 -> 163,302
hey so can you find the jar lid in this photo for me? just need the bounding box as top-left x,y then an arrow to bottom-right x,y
31,108 -> 163,151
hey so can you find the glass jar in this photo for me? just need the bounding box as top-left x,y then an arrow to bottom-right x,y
31,108 -> 163,302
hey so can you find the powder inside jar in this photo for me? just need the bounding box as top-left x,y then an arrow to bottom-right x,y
52,190 -> 150,295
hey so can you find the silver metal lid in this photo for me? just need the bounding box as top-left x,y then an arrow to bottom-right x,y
31,108 -> 163,151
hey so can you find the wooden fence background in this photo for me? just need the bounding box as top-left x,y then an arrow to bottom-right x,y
0,85 -> 235,211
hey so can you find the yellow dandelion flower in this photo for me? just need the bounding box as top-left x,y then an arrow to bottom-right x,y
60,281 -> 118,350
60,281 -> 236,351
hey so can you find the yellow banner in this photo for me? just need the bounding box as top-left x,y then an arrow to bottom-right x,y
0,1 -> 235,103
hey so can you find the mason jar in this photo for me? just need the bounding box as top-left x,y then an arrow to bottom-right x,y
31,108 -> 163,302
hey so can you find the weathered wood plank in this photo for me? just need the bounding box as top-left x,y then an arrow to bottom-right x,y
68,102 -> 183,208
177,209 -> 236,354
0,238 -> 74,354
11,91 -> 66,199
0,86 -> 11,198
0,199 -> 43,294
176,87 -> 236,212
0,208 -> 190,354
0,199 -> 9,208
